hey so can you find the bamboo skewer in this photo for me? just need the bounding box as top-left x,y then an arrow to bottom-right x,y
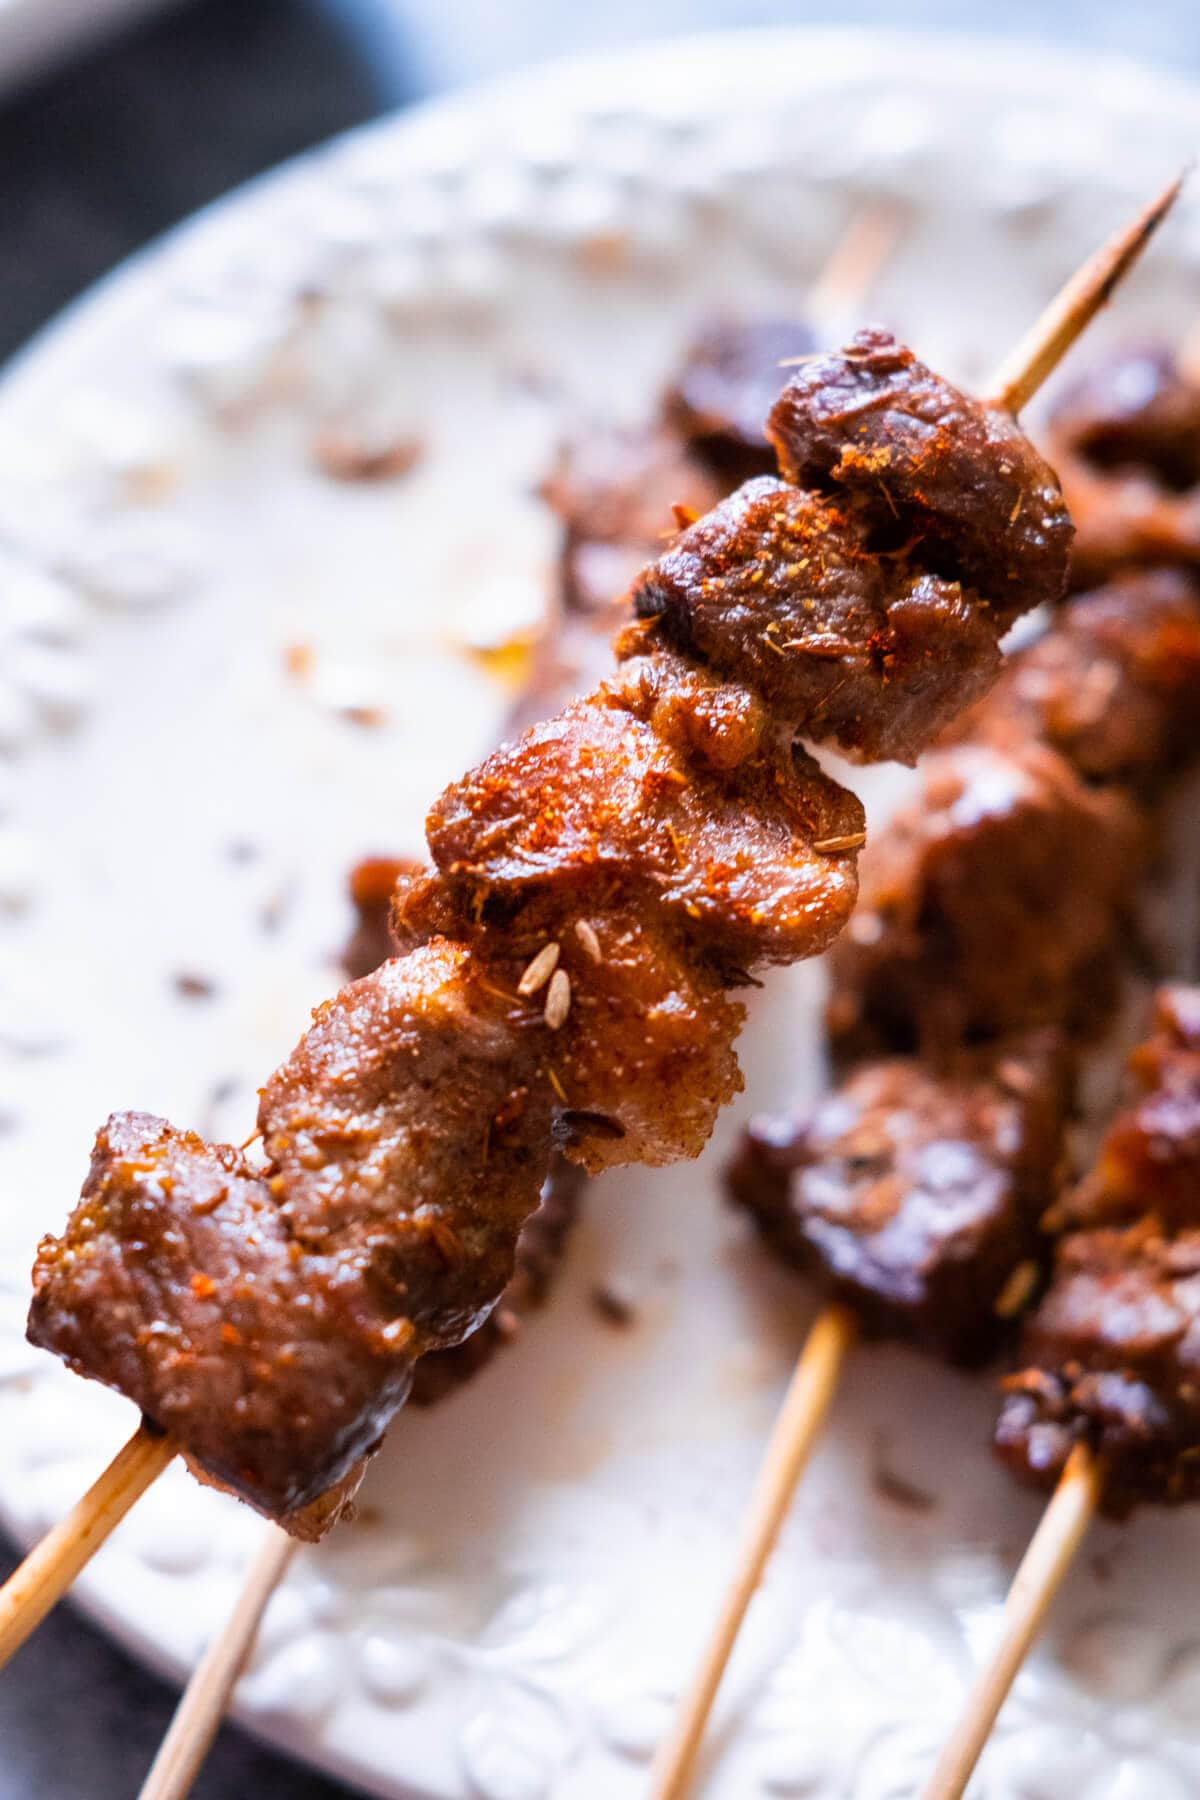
922,1446 -> 1103,1800
645,167 -> 1185,1800
138,1525 -> 298,1800
0,1421 -> 175,1669
648,1305 -> 857,1800
805,202 -> 907,330
986,170 -> 1187,415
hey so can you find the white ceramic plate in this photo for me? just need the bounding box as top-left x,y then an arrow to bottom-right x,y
2,30 -> 1200,1800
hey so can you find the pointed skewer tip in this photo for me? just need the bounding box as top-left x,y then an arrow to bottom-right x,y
986,166 -> 1189,416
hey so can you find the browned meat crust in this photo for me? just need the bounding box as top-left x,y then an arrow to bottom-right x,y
342,862 -> 587,1409
995,989 -> 1200,1515
826,744 -> 1144,1060
30,942 -> 555,1520
1045,345 -> 1200,590
766,328 -> 1073,627
426,666 -> 864,976
944,568 -> 1200,797
728,1036 -> 1072,1362
632,477 -> 1004,765
30,335 -> 1063,1530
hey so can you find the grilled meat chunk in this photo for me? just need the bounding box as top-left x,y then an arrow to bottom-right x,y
945,569 -> 1200,797
427,669 -> 863,973
728,1035 -> 1072,1361
995,989 -> 1200,1515
343,865 -> 586,1407
631,476 -> 1004,765
30,941 -> 554,1521
827,744 -> 1144,1060
766,328 -> 1073,625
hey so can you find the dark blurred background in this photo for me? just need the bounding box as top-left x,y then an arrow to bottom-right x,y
1,0 -> 1198,1793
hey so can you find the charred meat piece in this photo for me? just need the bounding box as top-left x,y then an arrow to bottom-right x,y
547,899 -> 745,1172
827,744 -> 1144,1060
728,1034 -> 1072,1361
945,569 -> 1200,797
27,1111 -> 408,1539
631,477 -> 1003,765
1046,346 -> 1200,589
663,316 -> 815,484
393,868 -> 748,1174
427,664 -> 863,973
767,328 -> 1073,624
995,989 -> 1200,1515
30,942 -> 554,1522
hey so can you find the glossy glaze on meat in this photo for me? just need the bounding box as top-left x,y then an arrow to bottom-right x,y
30,334 -> 1065,1529
995,989 -> 1200,1515
728,1035 -> 1072,1361
944,568 -> 1200,798
826,743 -> 1144,1060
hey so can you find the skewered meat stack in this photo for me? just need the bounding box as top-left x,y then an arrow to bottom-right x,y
126,304 -> 885,1800
712,366 -> 1200,1795
26,324 -> 1074,1538
730,565 -> 1200,1359
337,315 -> 830,1402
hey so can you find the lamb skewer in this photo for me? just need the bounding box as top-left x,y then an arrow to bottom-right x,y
648,173 -> 1191,1798
653,564 -> 1200,1797
118,220 -> 913,1800
720,354 -> 1200,1798
0,181 -> 1175,1685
